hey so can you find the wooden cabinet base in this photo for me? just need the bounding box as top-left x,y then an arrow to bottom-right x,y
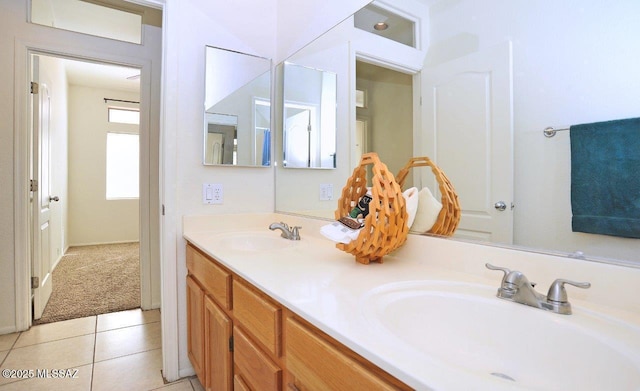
186,242 -> 410,391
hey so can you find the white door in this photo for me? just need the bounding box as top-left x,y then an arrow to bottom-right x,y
423,42 -> 514,244
355,119 -> 366,164
31,55 -> 55,319
284,106 -> 315,167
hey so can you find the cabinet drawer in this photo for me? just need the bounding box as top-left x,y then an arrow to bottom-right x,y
186,244 -> 231,310
233,279 -> 281,357
234,326 -> 282,391
286,318 -> 399,391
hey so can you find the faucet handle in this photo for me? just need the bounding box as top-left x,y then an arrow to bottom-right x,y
291,226 -> 301,240
547,279 -> 591,303
485,263 -> 511,280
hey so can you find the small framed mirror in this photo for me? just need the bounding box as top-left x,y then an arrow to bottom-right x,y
282,62 -> 337,169
204,46 -> 271,166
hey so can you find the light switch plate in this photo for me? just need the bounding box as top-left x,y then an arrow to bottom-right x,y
203,183 -> 223,204
319,183 -> 333,201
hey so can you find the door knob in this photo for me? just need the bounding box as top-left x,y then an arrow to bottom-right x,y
49,196 -> 60,202
494,201 -> 507,211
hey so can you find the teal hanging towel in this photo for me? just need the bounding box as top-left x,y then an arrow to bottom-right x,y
570,117 -> 640,238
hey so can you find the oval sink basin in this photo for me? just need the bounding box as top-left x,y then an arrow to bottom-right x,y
360,281 -> 640,390
211,232 -> 296,252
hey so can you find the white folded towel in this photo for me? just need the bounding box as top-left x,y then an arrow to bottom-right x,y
410,187 -> 443,233
320,221 -> 361,244
403,187 -> 419,229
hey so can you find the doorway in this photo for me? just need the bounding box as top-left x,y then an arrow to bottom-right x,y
29,52 -> 147,324
355,59 -> 414,185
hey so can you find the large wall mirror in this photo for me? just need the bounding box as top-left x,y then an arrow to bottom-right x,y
275,0 -> 640,266
204,46 -> 271,166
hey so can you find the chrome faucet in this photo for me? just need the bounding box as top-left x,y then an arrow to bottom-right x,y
268,222 -> 301,240
486,263 -> 590,315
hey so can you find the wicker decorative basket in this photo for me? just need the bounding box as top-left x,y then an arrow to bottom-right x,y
335,153 -> 409,264
396,156 -> 461,237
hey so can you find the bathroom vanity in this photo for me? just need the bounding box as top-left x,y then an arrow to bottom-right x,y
186,242 -> 410,390
183,213 -> 640,390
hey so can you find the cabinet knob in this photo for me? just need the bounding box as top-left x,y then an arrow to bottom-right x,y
287,383 -> 301,391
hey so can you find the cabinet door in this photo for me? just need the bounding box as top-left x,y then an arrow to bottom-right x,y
187,276 -> 205,383
234,326 -> 282,391
286,318 -> 399,391
204,296 -> 233,391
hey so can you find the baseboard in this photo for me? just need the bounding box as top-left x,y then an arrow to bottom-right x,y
67,240 -> 140,247
51,251 -> 65,271
178,367 -> 196,379
50,245 -> 71,273
141,301 -> 161,311
0,325 -> 18,335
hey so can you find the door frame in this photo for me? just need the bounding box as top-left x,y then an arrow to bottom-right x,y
15,43 -> 154,330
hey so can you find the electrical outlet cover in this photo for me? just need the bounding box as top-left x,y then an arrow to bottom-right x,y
320,183 -> 333,201
203,183 -> 223,204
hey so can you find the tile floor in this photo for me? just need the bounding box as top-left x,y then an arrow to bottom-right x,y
0,309 -> 203,391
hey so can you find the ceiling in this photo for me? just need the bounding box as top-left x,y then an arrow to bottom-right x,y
62,57 -> 140,92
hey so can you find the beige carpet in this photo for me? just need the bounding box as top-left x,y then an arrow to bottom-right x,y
35,242 -> 141,325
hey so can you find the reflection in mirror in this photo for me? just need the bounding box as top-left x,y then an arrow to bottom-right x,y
354,2 -> 416,48
282,62 -> 337,168
204,46 -> 271,166
205,113 -> 237,165
275,1 -> 423,220
276,2 -> 640,265
355,60 -> 413,185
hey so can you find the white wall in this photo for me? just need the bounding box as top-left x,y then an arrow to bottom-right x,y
162,0 -> 384,377
163,0 -> 277,376
68,86 -> 140,246
427,0 -> 640,262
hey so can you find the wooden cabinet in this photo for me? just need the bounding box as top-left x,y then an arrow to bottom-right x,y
186,242 -> 409,391
286,318 -> 404,391
186,276 -> 205,383
233,279 -> 282,357
234,325 -> 282,391
234,375 -> 252,391
186,244 -> 232,309
204,296 -> 232,391
187,246 -> 233,391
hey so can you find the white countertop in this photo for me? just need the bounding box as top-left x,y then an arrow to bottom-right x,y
183,213 -> 640,390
